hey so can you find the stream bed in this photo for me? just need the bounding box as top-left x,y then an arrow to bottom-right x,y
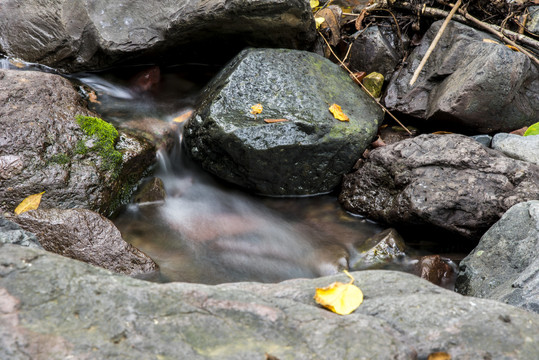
67,64 -> 462,285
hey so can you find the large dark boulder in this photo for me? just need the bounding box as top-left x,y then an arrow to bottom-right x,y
384,20 -> 538,133
2,244 -> 539,359
184,48 -> 383,196
456,201 -> 539,313
339,134 -> 539,239
0,0 -> 315,73
0,69 -> 155,216
13,208 -> 158,276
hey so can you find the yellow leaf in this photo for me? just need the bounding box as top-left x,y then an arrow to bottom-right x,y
428,352 -> 451,360
250,103 -> 263,115
505,44 -> 519,52
172,110 -> 194,123
329,103 -> 349,122
482,38 -> 500,45
315,17 -> 325,29
314,270 -> 363,315
14,191 -> 45,215
310,0 -> 319,8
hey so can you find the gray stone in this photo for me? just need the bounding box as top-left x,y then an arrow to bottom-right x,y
0,69 -> 155,216
350,228 -> 406,270
184,48 -> 383,196
339,134 -> 539,239
385,20 -> 538,133
470,134 -> 492,147
527,6 -> 539,36
456,201 -> 539,313
0,215 -> 42,249
13,208 -> 158,276
2,244 -> 539,359
492,133 -> 539,165
349,25 -> 402,80
0,0 -> 315,73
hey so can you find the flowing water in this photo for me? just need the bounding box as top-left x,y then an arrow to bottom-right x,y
15,62 -> 459,285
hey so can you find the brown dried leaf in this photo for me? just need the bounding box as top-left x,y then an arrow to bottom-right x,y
264,118 -> 289,123
428,352 -> 451,360
88,91 -> 101,104
355,9 -> 368,31
318,6 -> 342,46
14,191 -> 45,215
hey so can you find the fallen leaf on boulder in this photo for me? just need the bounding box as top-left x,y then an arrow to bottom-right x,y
250,103 -> 263,115
14,191 -> 45,215
264,118 -> 289,123
427,352 -> 451,360
310,0 -> 319,8
314,270 -> 363,315
329,103 -> 349,122
88,91 -> 100,104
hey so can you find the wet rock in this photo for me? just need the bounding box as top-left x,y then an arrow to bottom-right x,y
414,255 -> 456,290
339,134 -> 539,239
527,6 -> 539,36
14,208 -> 158,276
384,21 -> 538,133
119,117 -> 177,152
456,201 -> 539,313
0,69 -> 155,216
2,244 -> 539,359
350,228 -> 406,270
470,134 -> 492,147
0,215 -> 42,249
349,25 -> 402,80
133,177 -> 166,204
184,48 -> 383,196
363,72 -> 384,98
0,0 -> 315,73
492,133 -> 539,165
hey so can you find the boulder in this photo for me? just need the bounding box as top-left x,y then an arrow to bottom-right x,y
1,244 -> 539,359
0,215 -> 42,249
349,25 -> 402,80
384,20 -> 538,133
456,201 -> 539,313
184,48 -> 383,195
0,0 -> 315,73
0,69 -> 155,216
13,208 -> 158,276
349,228 -> 406,270
492,133 -> 539,166
339,134 -> 539,239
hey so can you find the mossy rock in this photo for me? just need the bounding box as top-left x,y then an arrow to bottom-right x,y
184,48 -> 383,195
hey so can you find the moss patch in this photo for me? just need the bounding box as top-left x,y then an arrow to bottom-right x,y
75,115 -> 122,173
48,153 -> 70,165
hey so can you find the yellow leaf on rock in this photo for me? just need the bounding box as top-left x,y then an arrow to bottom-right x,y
14,191 -> 45,215
315,17 -> 326,29
428,352 -> 451,360
314,270 -> 363,315
329,103 -> 349,122
250,103 -> 263,115
310,0 -> 319,8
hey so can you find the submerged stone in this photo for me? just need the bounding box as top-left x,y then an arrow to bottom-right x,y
350,228 -> 406,270
184,48 -> 383,195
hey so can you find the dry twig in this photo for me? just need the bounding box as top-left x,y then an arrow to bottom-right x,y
317,31 -> 413,136
409,0 -> 463,86
394,2 -> 539,51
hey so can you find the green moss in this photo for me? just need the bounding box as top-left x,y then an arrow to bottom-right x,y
48,153 -> 70,165
75,115 -> 122,173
